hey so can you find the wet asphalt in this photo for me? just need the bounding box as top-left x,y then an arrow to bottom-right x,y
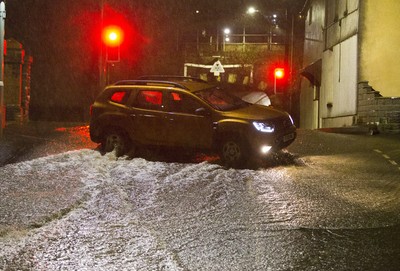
0,122 -> 400,270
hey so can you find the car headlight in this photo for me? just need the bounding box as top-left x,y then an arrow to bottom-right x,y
253,121 -> 275,133
288,114 -> 294,125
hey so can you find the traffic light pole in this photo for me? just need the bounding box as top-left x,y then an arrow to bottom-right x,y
99,0 -> 106,92
0,1 -> 5,137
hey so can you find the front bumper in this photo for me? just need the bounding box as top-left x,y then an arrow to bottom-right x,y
248,126 -> 297,156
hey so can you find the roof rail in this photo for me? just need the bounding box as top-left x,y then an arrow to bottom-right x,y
113,80 -> 189,90
138,75 -> 207,83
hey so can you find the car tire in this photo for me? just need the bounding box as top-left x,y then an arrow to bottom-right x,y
102,130 -> 129,157
219,137 -> 248,168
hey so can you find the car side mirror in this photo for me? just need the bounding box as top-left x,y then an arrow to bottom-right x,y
195,107 -> 210,116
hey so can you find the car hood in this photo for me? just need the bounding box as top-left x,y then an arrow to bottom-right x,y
223,104 -> 289,121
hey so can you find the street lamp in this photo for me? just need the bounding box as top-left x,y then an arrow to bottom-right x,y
247,7 -> 258,15
223,28 -> 230,51
245,6 -> 278,49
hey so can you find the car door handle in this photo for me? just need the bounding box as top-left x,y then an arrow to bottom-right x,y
165,113 -> 175,121
136,114 -> 157,118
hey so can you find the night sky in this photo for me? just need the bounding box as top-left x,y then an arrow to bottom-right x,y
5,0 -> 306,121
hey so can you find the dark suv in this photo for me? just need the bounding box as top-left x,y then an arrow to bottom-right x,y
89,77 -> 296,167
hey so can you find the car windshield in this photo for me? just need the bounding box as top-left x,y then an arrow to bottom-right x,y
194,87 -> 249,111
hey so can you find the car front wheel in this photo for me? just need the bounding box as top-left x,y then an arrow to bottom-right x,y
219,137 -> 248,168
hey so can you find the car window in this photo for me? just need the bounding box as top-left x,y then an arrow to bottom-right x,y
109,90 -> 128,104
132,90 -> 164,110
168,91 -> 203,114
195,87 -> 248,111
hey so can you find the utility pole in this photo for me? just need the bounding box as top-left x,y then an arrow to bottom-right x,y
0,1 -> 6,137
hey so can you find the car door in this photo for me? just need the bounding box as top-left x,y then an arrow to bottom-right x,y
164,91 -> 214,149
129,89 -> 169,145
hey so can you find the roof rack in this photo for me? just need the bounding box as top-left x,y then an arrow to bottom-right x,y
113,80 -> 189,90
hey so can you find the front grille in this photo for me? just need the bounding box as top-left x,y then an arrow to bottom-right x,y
272,115 -> 292,131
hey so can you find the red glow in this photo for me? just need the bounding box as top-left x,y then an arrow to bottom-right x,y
110,91 -> 127,103
102,25 -> 124,47
274,68 -> 285,79
171,92 -> 182,101
54,125 -> 96,148
143,91 -> 162,105
55,127 -> 67,132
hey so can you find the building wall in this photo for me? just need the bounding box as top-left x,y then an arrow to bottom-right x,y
300,0 -> 359,129
300,0 -> 400,132
325,0 -> 359,49
359,0 -> 400,98
300,80 -> 319,129
319,0 -> 359,128
303,0 -> 325,66
320,35 -> 358,127
299,0 -> 325,129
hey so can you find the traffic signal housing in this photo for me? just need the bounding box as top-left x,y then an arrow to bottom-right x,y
273,67 -> 286,94
106,46 -> 120,62
102,25 -> 124,62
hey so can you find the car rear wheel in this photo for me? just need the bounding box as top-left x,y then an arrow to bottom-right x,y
102,130 -> 129,157
219,137 -> 248,168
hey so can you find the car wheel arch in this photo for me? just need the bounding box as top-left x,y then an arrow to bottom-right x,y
101,126 -> 133,156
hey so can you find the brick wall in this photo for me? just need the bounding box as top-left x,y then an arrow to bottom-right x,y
357,81 -> 400,133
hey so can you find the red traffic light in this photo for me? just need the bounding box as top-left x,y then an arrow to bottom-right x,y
274,68 -> 285,79
102,25 -> 124,47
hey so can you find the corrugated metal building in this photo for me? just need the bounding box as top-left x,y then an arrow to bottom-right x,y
300,0 -> 400,132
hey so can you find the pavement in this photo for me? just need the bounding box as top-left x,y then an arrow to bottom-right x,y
0,121 -> 97,166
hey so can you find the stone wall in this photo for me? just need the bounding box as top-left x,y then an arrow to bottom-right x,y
357,81 -> 400,133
